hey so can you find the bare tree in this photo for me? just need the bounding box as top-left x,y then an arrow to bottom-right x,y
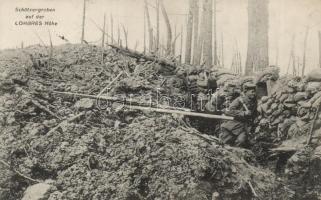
275,39 -> 279,67
156,0 -> 160,53
296,56 -> 300,76
286,34 -> 295,75
144,0 -> 154,52
302,26 -> 309,76
245,0 -> 269,75
180,25 -> 183,63
194,0 -> 207,65
213,0 -> 218,66
172,27 -> 181,56
48,30 -> 53,67
101,14 -> 106,64
110,14 -> 114,44
192,0 -> 200,65
231,50 -> 236,73
121,24 -> 128,49
102,14 -> 106,48
117,24 -> 120,46
160,0 -> 172,56
105,15 -> 108,45
221,34 -> 224,67
143,9 -> 146,53
81,0 -> 86,44
202,0 -> 213,67
172,25 -> 177,55
185,0 -> 194,64
319,31 -> 321,68
237,50 -> 242,74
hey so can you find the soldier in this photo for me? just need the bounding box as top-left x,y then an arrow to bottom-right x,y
219,82 -> 257,147
202,82 -> 239,136
205,82 -> 239,114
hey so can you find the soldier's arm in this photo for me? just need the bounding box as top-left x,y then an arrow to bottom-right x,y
225,98 -> 247,119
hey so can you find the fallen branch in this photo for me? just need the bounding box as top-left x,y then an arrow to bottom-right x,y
97,71 -> 123,97
270,147 -> 299,153
248,181 -> 258,198
0,159 -> 41,183
109,44 -> 176,70
181,126 -> 221,144
31,100 -> 61,119
46,112 -> 86,135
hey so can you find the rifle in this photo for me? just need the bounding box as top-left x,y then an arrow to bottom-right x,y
53,91 -> 234,121
306,98 -> 321,145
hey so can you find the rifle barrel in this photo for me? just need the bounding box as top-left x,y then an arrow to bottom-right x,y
53,91 -> 234,120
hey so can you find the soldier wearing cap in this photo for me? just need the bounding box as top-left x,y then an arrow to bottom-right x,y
205,81 -> 239,114
219,82 -> 257,147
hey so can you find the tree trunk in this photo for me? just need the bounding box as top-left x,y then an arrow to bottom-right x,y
245,0 -> 269,75
237,50 -> 242,74
110,14 -> 114,45
192,0 -> 200,65
202,0 -> 213,67
144,0 -> 154,53
105,15 -> 108,45
194,0 -> 207,65
160,0 -> 172,56
185,0 -> 193,64
81,0 -> 86,44
101,14 -> 106,64
302,27 -> 309,76
180,25 -> 183,63
221,33 -> 224,67
213,0 -> 218,66
287,34 -> 295,75
172,25 -> 177,55
143,9 -> 146,53
117,24 -> 120,46
319,31 -> 321,68
275,39 -> 279,67
156,0 -> 160,54
121,24 -> 128,49
102,14 -> 106,48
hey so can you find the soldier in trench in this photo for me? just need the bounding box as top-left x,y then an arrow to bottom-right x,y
203,81 -> 240,136
219,83 -> 257,147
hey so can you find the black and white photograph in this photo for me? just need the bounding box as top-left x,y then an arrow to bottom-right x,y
1,0 -> 321,199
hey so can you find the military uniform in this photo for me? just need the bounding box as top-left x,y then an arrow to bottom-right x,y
203,82 -> 240,136
220,83 -> 257,147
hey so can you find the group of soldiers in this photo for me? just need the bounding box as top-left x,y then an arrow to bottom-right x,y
181,67 -> 258,148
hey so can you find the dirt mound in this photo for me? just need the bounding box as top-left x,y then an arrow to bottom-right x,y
1,44 -> 281,200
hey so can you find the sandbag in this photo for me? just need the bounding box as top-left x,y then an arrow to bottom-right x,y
306,82 -> 321,92
294,92 -> 307,102
306,68 -> 321,82
254,66 -> 280,83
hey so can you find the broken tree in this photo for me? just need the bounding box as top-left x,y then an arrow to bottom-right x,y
245,0 -> 269,75
144,0 -> 154,53
160,0 -> 172,56
80,0 -> 86,44
202,0 -> 213,67
185,0 -> 194,64
192,0 -> 200,65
